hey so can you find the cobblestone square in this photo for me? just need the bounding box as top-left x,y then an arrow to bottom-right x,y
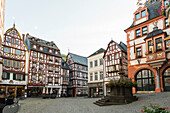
18,92 -> 170,113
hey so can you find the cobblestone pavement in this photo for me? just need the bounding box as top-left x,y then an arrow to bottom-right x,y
18,92 -> 170,113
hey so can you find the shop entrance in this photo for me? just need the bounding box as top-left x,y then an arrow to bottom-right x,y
163,67 -> 170,91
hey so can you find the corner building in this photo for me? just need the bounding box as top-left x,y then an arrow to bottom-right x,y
125,0 -> 170,93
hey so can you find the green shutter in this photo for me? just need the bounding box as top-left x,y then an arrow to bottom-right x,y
13,73 -> 16,80
7,73 -> 10,79
23,74 -> 25,81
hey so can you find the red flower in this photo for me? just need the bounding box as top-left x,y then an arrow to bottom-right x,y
166,107 -> 169,109
166,3 -> 169,5
141,110 -> 144,112
153,106 -> 157,108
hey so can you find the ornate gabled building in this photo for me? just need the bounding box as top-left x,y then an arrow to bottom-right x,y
66,53 -> 88,97
103,40 -> 127,96
0,25 -> 28,98
25,34 -> 62,97
61,59 -> 70,97
88,48 -> 105,98
125,0 -> 170,93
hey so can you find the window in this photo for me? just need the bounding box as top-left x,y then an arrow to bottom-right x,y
3,59 -> 7,66
49,65 -> 52,70
8,60 -> 11,67
12,39 -> 15,43
17,61 -> 20,68
33,52 -> 37,57
90,62 -> 93,68
16,74 -> 22,80
100,72 -> 103,80
90,73 -> 93,81
110,46 -> 112,50
4,47 -> 10,53
8,39 -> 11,43
113,45 -> 115,49
48,77 -> 52,83
2,72 -> 10,80
55,58 -> 58,62
100,59 -> 103,65
40,53 -> 43,59
55,66 -> 59,72
13,61 -> 16,68
95,72 -> 98,80
77,65 -> 80,70
37,45 -> 40,50
156,38 -> 162,52
15,50 -> 20,55
16,41 -> 18,45
49,56 -> 53,61
32,74 -> 36,81
136,47 -> 142,58
77,72 -> 80,77
108,55 -> 111,61
164,0 -> 169,7
142,27 -> 147,35
141,10 -> 146,17
136,13 -> 140,20
136,29 -> 141,37
148,41 -> 153,53
115,53 -> 119,59
95,60 -> 98,67
165,39 -> 170,49
165,18 -> 169,28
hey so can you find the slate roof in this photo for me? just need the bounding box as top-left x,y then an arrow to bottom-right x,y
144,27 -> 167,40
61,59 -> 70,70
68,53 -> 87,66
125,1 -> 162,30
88,48 -> 105,58
24,34 -> 61,57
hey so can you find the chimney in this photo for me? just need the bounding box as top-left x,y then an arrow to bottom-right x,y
22,34 -> 25,41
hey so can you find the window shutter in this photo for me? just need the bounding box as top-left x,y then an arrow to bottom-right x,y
13,73 -> 16,80
23,74 -> 25,81
7,73 -> 10,79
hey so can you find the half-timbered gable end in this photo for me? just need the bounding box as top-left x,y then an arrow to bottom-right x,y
66,53 -> 88,97
25,34 -> 62,97
0,25 -> 28,98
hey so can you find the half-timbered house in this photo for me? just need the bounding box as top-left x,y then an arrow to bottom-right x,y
61,59 -> 69,97
0,25 -> 28,98
124,0 -> 170,93
25,34 -> 62,97
66,53 -> 88,97
103,40 -> 127,96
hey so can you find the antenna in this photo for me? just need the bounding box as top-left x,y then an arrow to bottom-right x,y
12,16 -> 15,27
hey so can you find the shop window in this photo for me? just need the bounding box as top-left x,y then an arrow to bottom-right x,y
148,40 -> 153,53
135,69 -> 155,91
156,38 -> 162,52
136,47 -> 142,58
136,13 -> 140,20
141,10 -> 146,17
136,29 -> 141,38
142,26 -> 147,35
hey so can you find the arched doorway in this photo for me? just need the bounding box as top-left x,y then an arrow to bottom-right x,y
135,69 -> 155,91
163,67 -> 170,91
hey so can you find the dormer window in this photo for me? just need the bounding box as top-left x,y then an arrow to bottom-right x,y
136,13 -> 140,20
55,51 -> 58,54
141,10 -> 146,17
136,29 -> 141,38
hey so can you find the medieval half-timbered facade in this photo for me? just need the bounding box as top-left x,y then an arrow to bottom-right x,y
88,48 -> 105,98
61,59 -> 70,97
66,53 -> 88,97
125,0 -> 170,93
0,25 -> 28,98
25,34 -> 62,97
103,40 -> 127,96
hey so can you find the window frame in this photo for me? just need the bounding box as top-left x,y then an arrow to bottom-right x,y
136,29 -> 141,38
136,47 -> 142,58
156,37 -> 163,52
141,10 -> 146,17
135,13 -> 140,20
142,26 -> 147,35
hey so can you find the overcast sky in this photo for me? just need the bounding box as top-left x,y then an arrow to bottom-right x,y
4,0 -> 139,57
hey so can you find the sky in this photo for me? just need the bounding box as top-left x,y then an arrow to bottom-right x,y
4,0 -> 139,57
